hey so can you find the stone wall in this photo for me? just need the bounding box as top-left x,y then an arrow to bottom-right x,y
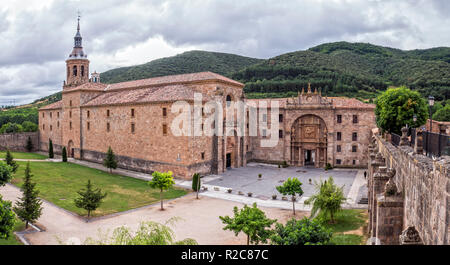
367,128 -> 449,245
0,132 -> 39,152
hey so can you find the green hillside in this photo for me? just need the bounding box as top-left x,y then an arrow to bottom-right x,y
100,50 -> 264,83
234,42 -> 450,101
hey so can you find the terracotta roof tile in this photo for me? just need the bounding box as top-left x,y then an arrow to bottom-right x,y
63,82 -> 107,92
39,100 -> 63,110
104,71 -> 244,91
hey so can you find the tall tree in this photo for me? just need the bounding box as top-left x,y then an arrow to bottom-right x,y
432,104 -> 450,122
0,195 -> 16,239
148,171 -> 175,210
375,86 -> 427,134
26,136 -> 33,152
5,150 -> 19,173
220,203 -> 276,245
14,162 -> 43,228
48,139 -> 54,159
276,177 -> 304,215
271,217 -> 332,245
192,173 -> 201,199
62,147 -> 67,162
103,147 -> 117,174
74,180 -> 107,219
0,162 -> 12,187
305,177 -> 346,224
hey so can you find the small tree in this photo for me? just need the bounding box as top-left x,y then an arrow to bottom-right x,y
48,139 -> 54,159
192,173 -> 201,199
0,162 -> 12,187
148,171 -> 175,210
14,162 -> 43,228
0,195 -> 16,239
219,203 -> 276,245
26,136 -> 34,152
276,178 -> 304,215
305,177 -> 346,224
62,147 -> 67,162
74,180 -> 107,219
433,105 -> 450,122
5,150 -> 19,173
271,217 -> 332,245
103,147 -> 117,174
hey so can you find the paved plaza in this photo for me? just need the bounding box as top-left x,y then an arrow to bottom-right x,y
205,163 -> 358,199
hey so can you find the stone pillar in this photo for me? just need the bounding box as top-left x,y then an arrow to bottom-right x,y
414,129 -> 423,155
375,170 -> 404,245
399,127 -> 409,146
371,163 -> 388,237
399,226 -> 423,245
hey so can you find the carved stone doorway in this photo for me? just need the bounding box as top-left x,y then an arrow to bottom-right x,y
291,114 -> 327,168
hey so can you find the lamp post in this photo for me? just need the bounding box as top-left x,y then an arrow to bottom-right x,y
426,96 -> 435,156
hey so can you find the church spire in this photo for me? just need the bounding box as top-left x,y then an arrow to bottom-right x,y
74,13 -> 82,48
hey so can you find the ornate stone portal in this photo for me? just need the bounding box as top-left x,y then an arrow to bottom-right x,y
291,114 -> 328,167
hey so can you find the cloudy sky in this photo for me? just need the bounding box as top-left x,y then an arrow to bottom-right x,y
1,0 -> 449,105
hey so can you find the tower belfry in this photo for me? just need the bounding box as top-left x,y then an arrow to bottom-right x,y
65,14 -> 90,88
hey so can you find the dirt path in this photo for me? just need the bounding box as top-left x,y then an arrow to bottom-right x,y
0,184 -> 307,245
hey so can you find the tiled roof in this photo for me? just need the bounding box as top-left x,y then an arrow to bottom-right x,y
104,71 -> 244,91
63,82 -> 107,92
82,84 -> 211,107
39,100 -> 63,110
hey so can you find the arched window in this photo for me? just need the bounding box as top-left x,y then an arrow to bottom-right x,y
81,65 -> 85,77
73,66 -> 77,76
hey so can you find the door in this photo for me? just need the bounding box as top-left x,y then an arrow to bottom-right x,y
226,153 -> 232,168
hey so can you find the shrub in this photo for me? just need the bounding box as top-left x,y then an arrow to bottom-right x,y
271,217 -> 332,245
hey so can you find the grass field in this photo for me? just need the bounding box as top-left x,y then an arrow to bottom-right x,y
11,161 -> 189,217
325,209 -> 368,245
0,218 -> 25,245
0,151 -> 47,160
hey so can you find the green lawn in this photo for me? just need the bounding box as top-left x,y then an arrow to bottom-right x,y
0,151 -> 47,160
0,218 -> 25,245
11,161 -> 189,217
324,209 -> 368,245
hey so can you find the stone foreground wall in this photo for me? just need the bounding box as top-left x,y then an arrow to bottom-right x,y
368,129 -> 449,245
0,132 -> 39,152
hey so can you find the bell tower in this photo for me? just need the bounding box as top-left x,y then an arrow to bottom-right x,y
64,14 -> 90,88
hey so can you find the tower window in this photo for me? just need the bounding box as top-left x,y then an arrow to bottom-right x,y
43,124 -> 45,130
337,132 -> 342,141
50,112 -> 52,118
352,145 -> 357,152
201,152 -> 205,160
162,108 -> 167,117
73,66 -> 77,76
352,132 -> 358,141
87,122 -> 90,131
162,124 -> 168,135
337,145 -> 341,152
69,111 -> 72,118
81,65 -> 85,77
50,125 -> 52,131
57,112 -> 60,118
337,115 -> 342,123
131,109 -> 135,118
70,122 -> 72,130
226,95 -> 232,107
131,123 -> 135,133
107,110 -> 110,117
87,110 -> 90,118
42,113 -> 45,118
70,100 -> 72,107
279,130 -> 283,139
353,115 -> 358,123
279,114 -> 283,122
107,123 -> 110,132
57,121 -> 59,128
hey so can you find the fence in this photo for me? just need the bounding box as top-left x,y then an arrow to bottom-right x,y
399,128 -> 450,157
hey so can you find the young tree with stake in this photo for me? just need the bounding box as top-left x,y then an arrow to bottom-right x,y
276,177 -> 304,215
148,171 -> 175,210
103,146 -> 117,174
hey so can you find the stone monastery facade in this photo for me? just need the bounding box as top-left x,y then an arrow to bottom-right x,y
39,20 -> 376,179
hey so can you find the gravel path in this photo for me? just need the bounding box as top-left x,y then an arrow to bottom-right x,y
0,184 -> 306,245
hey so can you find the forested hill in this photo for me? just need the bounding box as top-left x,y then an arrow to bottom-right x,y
100,50 -> 264,84
233,42 -> 450,101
